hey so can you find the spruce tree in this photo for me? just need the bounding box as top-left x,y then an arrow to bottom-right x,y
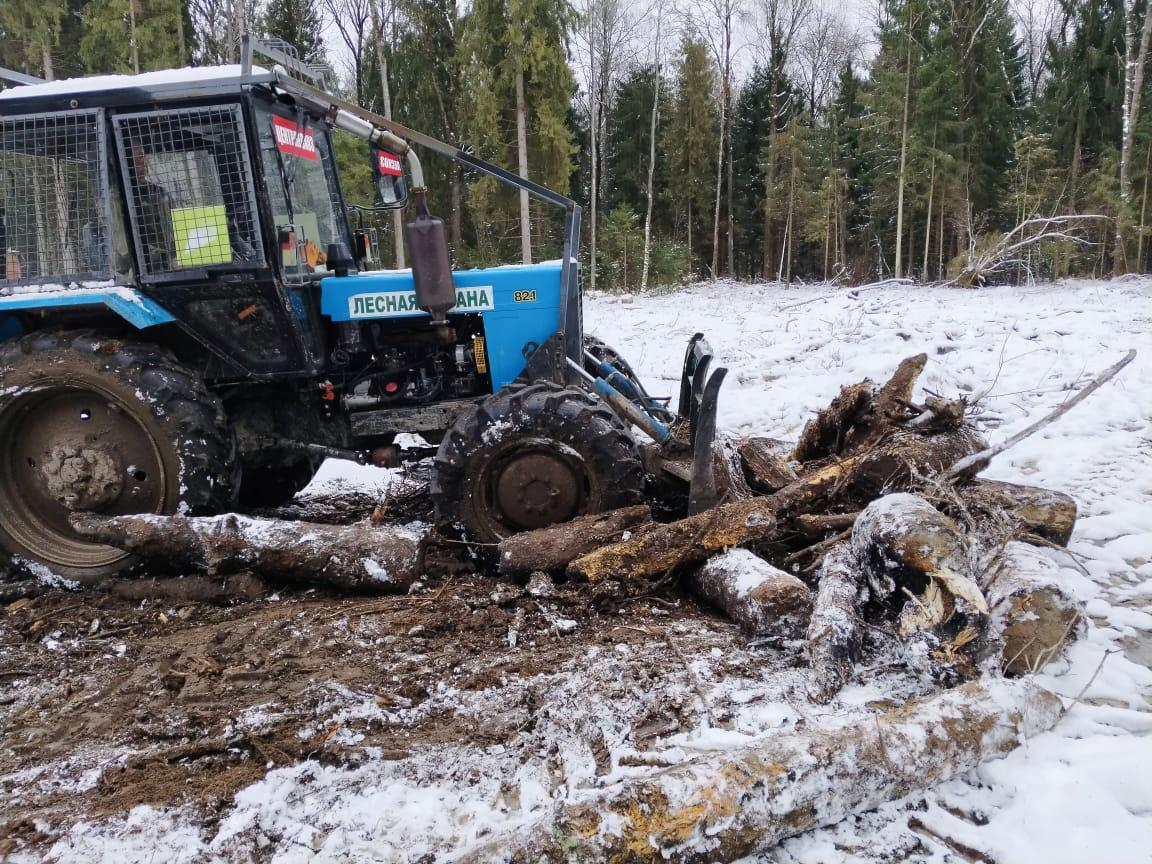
666,35 -> 719,276
261,0 -> 327,64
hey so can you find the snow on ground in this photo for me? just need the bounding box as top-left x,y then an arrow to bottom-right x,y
584,276 -> 1152,864
17,277 -> 1152,862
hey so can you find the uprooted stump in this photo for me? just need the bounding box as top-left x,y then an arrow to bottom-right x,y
459,678 -> 1063,863
70,512 -> 428,593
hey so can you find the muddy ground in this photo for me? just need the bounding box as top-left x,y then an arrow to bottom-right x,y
0,569 -> 818,858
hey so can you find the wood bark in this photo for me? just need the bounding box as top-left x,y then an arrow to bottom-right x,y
805,543 -> 862,703
497,505 -> 652,578
958,479 -> 1078,547
737,437 -> 796,493
69,513 -> 427,593
982,541 -> 1085,676
458,679 -> 1063,863
691,548 -> 812,637
567,498 -> 777,583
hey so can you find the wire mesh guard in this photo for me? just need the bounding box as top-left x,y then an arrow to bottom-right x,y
0,110 -> 108,288
113,106 -> 263,275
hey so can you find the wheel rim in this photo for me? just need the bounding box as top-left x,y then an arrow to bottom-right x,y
0,384 -> 168,570
482,440 -> 589,536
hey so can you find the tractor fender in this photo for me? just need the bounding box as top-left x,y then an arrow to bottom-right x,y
0,285 -> 175,336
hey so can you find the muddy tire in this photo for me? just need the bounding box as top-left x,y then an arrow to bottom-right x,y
432,382 -> 644,543
0,330 -> 238,584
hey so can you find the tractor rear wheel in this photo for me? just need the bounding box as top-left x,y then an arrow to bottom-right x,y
0,331 -> 238,584
432,382 -> 644,543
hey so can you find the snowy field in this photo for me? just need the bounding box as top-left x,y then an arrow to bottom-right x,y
9,277 -> 1152,863
585,277 -> 1152,864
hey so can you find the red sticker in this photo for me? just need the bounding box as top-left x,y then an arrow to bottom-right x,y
378,151 -> 403,177
272,116 -> 318,161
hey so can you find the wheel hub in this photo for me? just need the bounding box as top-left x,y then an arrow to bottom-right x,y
40,445 -> 125,510
494,451 -> 584,531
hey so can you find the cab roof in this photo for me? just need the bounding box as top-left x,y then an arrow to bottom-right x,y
0,64 -> 277,113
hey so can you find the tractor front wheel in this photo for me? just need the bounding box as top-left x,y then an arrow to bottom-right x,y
0,331 -> 238,584
432,382 -> 644,543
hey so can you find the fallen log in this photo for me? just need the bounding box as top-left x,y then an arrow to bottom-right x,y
958,479 -> 1077,546
457,678 -> 1063,863
737,437 -> 797,494
567,498 -> 777,583
69,513 -> 427,593
982,541 -> 1085,676
497,505 -> 652,578
805,543 -> 864,703
691,549 -> 812,637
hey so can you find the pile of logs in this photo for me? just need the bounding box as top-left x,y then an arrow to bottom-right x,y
66,353 -> 1103,699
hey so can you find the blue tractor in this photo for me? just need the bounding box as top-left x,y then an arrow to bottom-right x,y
0,41 -> 726,583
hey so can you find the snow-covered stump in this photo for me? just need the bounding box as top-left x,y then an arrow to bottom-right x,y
69,513 -> 427,593
805,543 -> 863,703
459,679 -> 1063,864
982,541 -> 1086,676
690,549 -> 813,637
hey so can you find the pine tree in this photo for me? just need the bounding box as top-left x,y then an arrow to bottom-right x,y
666,35 -> 719,276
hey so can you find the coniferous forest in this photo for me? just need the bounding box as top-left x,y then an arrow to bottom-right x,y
2,0 -> 1151,288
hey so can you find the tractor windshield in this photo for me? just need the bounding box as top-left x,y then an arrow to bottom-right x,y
254,99 -> 347,276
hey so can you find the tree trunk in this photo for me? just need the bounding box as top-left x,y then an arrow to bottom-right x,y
1138,133 -> 1152,270
129,0 -> 141,74
1117,2 -> 1152,275
691,549 -> 812,637
982,542 -> 1085,676
805,543 -> 861,702
70,513 -> 428,593
957,479 -> 1077,546
373,6 -> 405,269
894,42 -> 913,279
515,69 -> 532,265
497,505 -> 653,577
922,126 -> 937,279
40,41 -> 54,82
589,33 -> 599,290
458,679 -> 1064,863
640,5 -> 663,292
710,93 -> 724,276
762,130 -> 776,279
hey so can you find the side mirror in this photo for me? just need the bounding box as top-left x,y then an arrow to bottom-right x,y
372,146 -> 408,210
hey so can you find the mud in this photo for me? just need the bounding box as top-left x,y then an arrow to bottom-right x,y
0,573 -> 769,855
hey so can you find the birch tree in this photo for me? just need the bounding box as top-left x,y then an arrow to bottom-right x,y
1115,0 -> 1152,273
575,0 -> 640,288
640,0 -> 665,291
